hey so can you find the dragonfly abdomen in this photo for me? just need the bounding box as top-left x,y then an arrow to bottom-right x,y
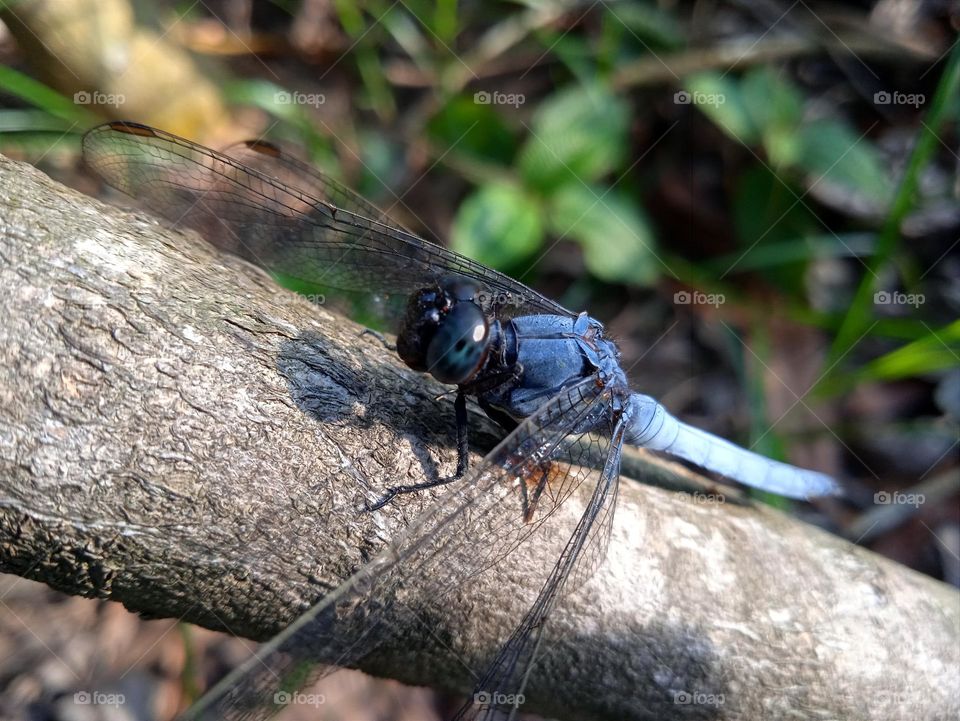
624,394 -> 840,499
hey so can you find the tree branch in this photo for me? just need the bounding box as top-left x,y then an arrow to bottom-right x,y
0,155 -> 956,721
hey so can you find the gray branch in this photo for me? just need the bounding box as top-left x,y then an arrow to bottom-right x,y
0,155 -> 957,721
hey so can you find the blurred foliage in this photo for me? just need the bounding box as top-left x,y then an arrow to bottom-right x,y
689,68 -> 893,206
0,0 -> 957,487
0,9 -> 958,721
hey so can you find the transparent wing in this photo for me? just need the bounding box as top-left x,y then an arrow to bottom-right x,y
182,377 -> 619,721
220,138 -> 412,233
81,121 -> 572,319
453,417 -> 625,721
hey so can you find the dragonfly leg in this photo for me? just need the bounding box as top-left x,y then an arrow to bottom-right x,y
450,387 -> 469,478
463,362 -> 524,397
366,390 -> 469,511
359,328 -> 396,352
478,399 -> 519,433
518,460 -> 551,523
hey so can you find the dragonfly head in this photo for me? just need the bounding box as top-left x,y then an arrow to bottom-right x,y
396,281 -> 491,385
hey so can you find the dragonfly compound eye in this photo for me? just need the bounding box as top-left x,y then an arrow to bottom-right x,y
425,302 -> 489,385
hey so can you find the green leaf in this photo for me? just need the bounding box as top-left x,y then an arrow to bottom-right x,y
794,119 -> 892,204
741,67 -> 803,133
518,85 -> 629,191
451,182 -> 544,268
740,67 -> 804,166
356,129 -> 405,203
731,166 -> 817,291
0,65 -> 94,124
604,2 -> 684,50
683,72 -> 757,144
226,79 -> 323,125
427,96 -> 516,165
708,233 -> 876,273
821,42 -> 960,386
859,320 -> 960,380
547,184 -> 658,286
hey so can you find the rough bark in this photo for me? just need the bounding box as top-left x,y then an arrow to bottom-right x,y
0,155 -> 957,721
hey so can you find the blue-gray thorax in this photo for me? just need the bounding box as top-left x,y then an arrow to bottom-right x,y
475,312 -> 628,422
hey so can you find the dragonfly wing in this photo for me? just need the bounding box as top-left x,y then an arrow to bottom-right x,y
221,138 -> 413,233
181,376 -> 616,721
454,415 -> 625,721
82,122 -> 572,319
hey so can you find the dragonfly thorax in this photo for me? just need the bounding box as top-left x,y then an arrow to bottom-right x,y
396,282 -> 491,385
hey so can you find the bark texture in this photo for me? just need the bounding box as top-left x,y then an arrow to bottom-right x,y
0,155 -> 957,721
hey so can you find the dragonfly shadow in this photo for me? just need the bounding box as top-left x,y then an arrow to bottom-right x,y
275,329 -> 503,498
430,617 -> 736,720
611,619 -> 737,720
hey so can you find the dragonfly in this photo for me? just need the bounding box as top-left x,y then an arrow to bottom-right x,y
82,121 -> 841,721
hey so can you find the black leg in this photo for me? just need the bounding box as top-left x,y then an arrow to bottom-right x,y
360,328 -> 396,352
478,399 -> 519,434
452,388 -> 469,478
463,362 -> 524,397
520,461 -> 550,523
366,389 -> 470,511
